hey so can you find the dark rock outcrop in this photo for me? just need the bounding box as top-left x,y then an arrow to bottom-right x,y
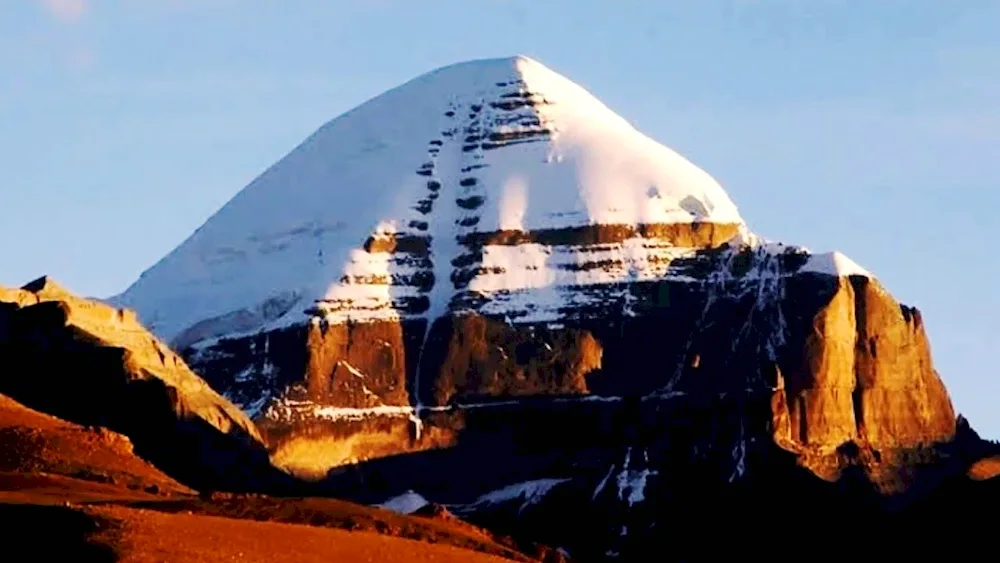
0,277 -> 292,492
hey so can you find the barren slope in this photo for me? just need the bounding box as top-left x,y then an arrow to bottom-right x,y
0,391 -> 547,561
1,502 -> 526,563
0,278 -> 287,492
0,393 -> 190,498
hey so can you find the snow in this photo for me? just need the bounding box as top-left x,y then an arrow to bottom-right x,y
269,402 -> 421,422
242,392 -> 271,419
336,361 -> 381,400
729,418 -> 747,483
108,55 -> 745,346
458,478 -> 570,514
614,447 -> 657,507
800,251 -> 872,278
264,394 -> 623,423
617,467 -> 655,506
728,224 -> 875,279
108,54 -> 873,354
469,240 -> 698,292
337,360 -> 367,379
377,490 -> 430,515
592,448 -> 659,507
592,464 -> 617,500
730,231 -> 873,279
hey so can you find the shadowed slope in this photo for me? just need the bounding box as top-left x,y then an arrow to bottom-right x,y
0,392 -> 190,498
0,277 -> 291,492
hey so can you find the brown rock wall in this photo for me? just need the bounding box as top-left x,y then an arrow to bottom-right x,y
775,274 -> 955,459
851,278 -> 955,447
423,314 -> 602,405
788,276 -> 859,446
303,320 -> 411,408
455,221 -> 742,249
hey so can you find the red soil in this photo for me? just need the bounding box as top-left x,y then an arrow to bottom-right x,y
0,393 -> 538,561
91,504 -> 519,562
0,393 -> 190,495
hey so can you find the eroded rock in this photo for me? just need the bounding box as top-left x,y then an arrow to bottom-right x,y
0,276 -> 290,492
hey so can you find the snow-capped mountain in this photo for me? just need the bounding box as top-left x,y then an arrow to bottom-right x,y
111,55 -> 862,349
109,56 -> 960,560
114,55 -> 743,342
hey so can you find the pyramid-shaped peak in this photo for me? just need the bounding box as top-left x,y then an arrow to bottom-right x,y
418,55 -> 570,80
426,54 -> 541,70
113,57 -> 747,345
393,55 -> 644,133
409,55 -> 559,78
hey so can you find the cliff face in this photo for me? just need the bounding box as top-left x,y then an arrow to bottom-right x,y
784,275 -> 954,451
177,240 -> 957,486
154,225 -> 963,561
771,275 -> 956,488
0,277 -> 288,492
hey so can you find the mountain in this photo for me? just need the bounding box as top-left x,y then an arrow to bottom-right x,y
106,56 -> 987,559
112,55 -> 742,345
0,277 -> 287,492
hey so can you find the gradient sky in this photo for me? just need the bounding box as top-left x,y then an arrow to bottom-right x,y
1,1 -> 997,436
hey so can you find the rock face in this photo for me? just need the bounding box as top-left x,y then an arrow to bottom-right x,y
0,277 -> 289,492
106,56 -> 967,559
773,276 -> 956,476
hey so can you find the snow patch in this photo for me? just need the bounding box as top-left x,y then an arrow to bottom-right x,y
243,393 -> 271,419
378,490 -> 430,515
337,360 -> 367,379
459,478 -> 570,514
614,447 -> 658,507
800,251 -> 872,278
729,417 -> 747,483
593,464 -> 617,500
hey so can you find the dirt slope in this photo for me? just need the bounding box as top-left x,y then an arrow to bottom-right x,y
1,501 -> 521,562
0,393 -> 189,496
0,392 -> 540,561
0,277 -> 281,492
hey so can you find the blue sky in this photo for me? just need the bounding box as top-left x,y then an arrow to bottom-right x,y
1,1 -> 997,436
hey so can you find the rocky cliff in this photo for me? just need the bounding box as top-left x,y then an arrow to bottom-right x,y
0,277 -> 290,492
177,240 -> 956,486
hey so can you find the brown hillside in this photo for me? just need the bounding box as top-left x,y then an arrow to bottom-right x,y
0,393 -> 189,496
0,277 -> 284,492
1,502 -> 524,563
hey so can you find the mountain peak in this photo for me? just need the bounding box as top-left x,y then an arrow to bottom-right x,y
113,56 -> 748,344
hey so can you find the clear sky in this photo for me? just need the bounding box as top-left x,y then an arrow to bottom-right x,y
1,1 -> 997,436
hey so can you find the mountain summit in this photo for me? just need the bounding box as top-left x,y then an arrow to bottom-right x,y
114,55 -> 747,346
